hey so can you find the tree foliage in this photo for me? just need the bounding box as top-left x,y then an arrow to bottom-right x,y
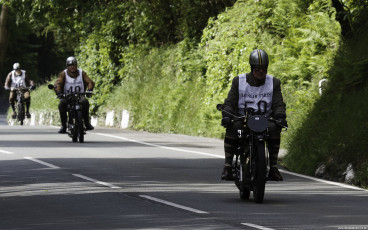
285,8 -> 368,186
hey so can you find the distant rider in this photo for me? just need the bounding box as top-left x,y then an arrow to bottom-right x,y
53,56 -> 95,133
221,49 -> 287,181
4,63 -> 35,118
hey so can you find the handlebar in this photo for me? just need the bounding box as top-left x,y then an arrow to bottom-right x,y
48,84 -> 94,99
56,91 -> 93,99
5,86 -> 33,91
216,103 -> 288,130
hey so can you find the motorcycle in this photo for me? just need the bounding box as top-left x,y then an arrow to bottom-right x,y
48,84 -> 93,143
217,103 -> 287,203
7,85 -> 33,125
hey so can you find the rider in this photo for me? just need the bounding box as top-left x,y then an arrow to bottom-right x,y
53,56 -> 95,133
4,63 -> 35,118
221,49 -> 287,181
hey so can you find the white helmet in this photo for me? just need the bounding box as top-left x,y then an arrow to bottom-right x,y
13,63 -> 21,70
66,56 -> 78,66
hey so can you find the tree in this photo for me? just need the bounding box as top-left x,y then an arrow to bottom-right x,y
0,4 -> 9,70
331,0 -> 352,37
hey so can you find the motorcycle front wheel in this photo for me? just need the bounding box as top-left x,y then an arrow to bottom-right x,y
17,102 -> 25,125
76,110 -> 84,143
253,140 -> 266,203
239,163 -> 250,200
71,116 -> 78,143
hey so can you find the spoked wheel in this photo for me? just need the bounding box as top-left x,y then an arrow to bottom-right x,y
76,110 -> 84,143
17,102 -> 25,125
71,119 -> 78,143
253,140 -> 267,203
239,163 -> 250,200
72,128 -> 78,143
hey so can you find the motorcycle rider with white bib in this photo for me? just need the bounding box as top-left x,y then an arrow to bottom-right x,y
4,63 -> 35,119
221,49 -> 287,181
53,57 -> 95,133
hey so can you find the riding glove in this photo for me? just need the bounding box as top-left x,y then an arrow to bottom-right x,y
275,113 -> 288,128
221,117 -> 232,128
86,90 -> 93,98
56,92 -> 63,99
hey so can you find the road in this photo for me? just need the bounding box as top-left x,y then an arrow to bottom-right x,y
1,115 -> 368,230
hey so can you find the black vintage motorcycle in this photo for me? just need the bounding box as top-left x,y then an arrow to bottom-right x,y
217,104 -> 287,203
8,85 -> 33,125
15,86 -> 30,125
48,84 -> 93,143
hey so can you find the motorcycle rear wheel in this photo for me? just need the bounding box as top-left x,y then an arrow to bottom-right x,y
253,140 -> 266,203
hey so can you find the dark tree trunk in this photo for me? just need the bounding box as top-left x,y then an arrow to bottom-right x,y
0,4 -> 9,69
331,0 -> 352,37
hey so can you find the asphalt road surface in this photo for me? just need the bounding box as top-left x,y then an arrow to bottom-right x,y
1,115 -> 368,230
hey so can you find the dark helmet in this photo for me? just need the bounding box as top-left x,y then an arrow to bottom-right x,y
66,56 -> 77,67
249,49 -> 269,67
13,63 -> 21,70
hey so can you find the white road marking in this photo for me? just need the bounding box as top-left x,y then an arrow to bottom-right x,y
279,169 -> 367,191
95,132 -> 368,192
24,157 -> 60,169
72,174 -> 122,189
241,223 -> 275,230
140,195 -> 208,214
95,133 -> 223,159
0,149 -> 14,154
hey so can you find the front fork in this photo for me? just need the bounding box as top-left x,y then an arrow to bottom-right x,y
235,129 -> 246,182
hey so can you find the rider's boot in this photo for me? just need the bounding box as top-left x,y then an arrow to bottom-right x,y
10,103 -> 17,119
83,112 -> 94,131
58,112 -> 67,134
221,163 -> 234,181
222,138 -> 237,180
267,138 -> 283,181
26,101 -> 31,118
268,166 -> 283,181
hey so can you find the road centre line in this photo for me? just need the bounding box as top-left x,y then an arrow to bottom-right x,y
72,174 -> 122,189
95,133 -> 223,158
0,149 -> 14,154
139,195 -> 209,214
71,174 -> 209,214
95,132 -> 368,192
241,223 -> 275,230
24,157 -> 60,169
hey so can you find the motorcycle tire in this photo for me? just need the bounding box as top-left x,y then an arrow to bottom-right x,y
17,102 -> 24,125
76,110 -> 84,143
72,128 -> 78,143
253,140 -> 267,203
239,163 -> 250,200
71,118 -> 78,143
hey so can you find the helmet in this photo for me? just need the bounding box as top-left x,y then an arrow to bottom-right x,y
13,63 -> 21,70
249,49 -> 269,67
66,56 -> 77,67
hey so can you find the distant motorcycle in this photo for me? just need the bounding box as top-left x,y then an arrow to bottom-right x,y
48,84 -> 93,143
217,104 -> 287,203
7,85 -> 33,125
